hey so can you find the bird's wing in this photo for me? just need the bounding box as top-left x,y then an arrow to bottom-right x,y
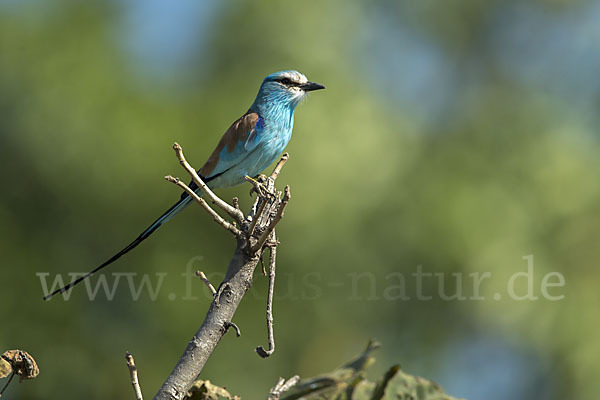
199,111 -> 263,179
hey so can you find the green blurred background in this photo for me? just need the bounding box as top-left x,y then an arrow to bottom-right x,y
1,0 -> 599,399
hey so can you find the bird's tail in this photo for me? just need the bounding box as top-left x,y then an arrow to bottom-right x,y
43,192 -> 196,300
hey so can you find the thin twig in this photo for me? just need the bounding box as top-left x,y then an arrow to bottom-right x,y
267,375 -> 300,400
125,352 -> 144,400
172,142 -> 244,224
196,271 -> 217,296
249,199 -> 268,237
253,186 -> 291,253
224,321 -> 241,337
260,251 -> 267,276
270,153 -> 289,180
165,175 -> 241,237
256,238 -> 277,358
0,372 -> 15,398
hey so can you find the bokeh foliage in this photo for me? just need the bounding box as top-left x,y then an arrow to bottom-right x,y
1,0 -> 599,399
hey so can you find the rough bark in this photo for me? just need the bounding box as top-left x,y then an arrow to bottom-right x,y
154,240 -> 259,400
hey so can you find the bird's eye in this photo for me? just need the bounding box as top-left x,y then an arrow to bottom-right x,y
279,78 -> 291,85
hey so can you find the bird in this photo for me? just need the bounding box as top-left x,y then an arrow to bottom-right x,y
43,70 -> 325,300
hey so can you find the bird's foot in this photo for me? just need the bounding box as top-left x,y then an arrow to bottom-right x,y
245,174 -> 274,199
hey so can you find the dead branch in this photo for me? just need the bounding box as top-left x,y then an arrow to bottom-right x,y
256,237 -> 277,358
153,147 -> 290,400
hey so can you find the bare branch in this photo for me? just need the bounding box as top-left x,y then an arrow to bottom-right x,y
172,142 -> 244,224
256,239 -> 277,358
154,146 -> 291,400
125,352 -> 144,400
154,249 -> 260,400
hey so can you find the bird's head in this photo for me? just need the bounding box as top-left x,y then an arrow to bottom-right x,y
252,70 -> 325,113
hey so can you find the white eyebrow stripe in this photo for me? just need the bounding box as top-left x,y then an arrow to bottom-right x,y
279,71 -> 308,85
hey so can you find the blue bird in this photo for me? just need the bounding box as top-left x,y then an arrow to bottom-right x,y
44,70 -> 325,300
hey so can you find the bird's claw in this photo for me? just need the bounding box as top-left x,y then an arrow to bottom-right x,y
245,175 -> 274,199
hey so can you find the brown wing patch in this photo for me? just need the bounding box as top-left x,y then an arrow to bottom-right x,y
199,111 -> 259,178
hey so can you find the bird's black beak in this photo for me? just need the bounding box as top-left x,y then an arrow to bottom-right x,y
300,81 -> 326,92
